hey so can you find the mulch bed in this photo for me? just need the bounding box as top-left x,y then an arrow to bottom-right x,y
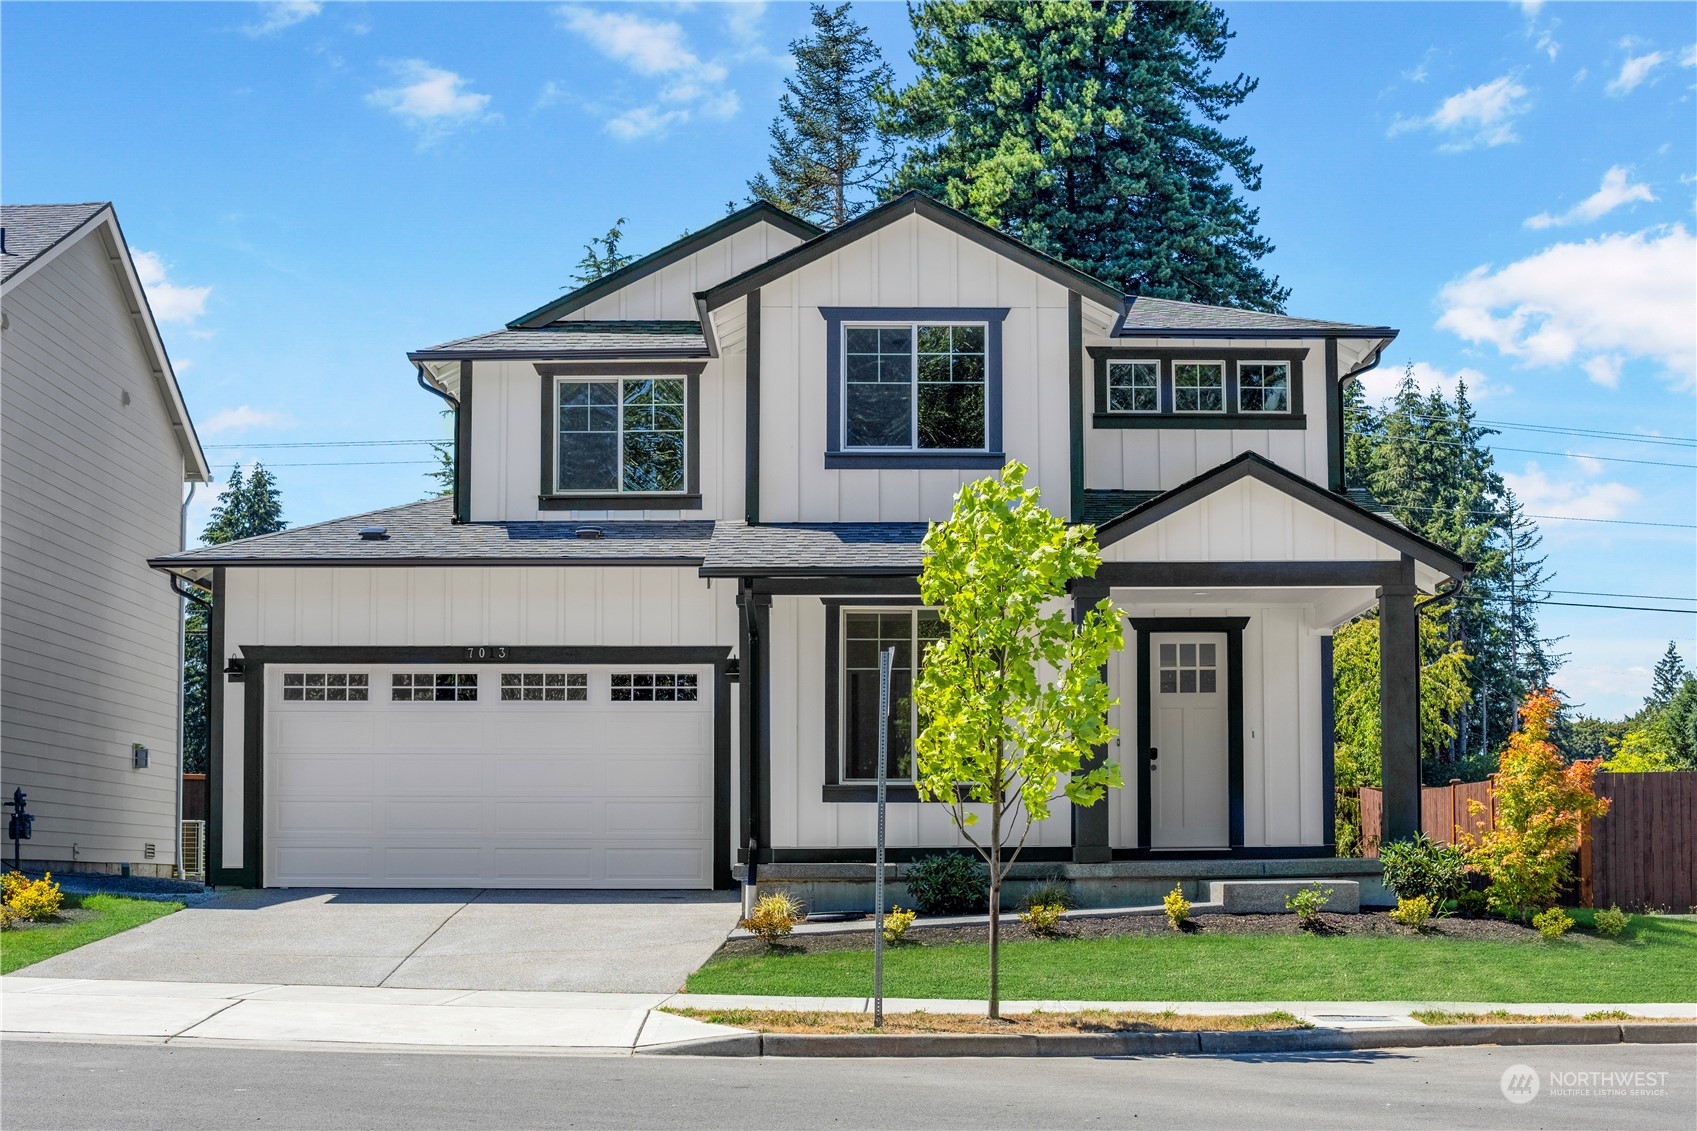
717,910 -> 1601,958
4,907 -> 99,933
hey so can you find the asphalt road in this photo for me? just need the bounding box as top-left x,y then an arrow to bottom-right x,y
2,1040 -> 1692,1130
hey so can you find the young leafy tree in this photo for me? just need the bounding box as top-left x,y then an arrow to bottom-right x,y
748,2 -> 894,227
913,462 -> 1122,1019
569,218 -> 636,287
881,0 -> 1288,310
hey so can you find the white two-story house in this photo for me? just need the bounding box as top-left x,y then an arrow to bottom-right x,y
152,194 -> 1465,899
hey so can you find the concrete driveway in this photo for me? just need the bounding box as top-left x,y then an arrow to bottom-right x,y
22,888 -> 741,992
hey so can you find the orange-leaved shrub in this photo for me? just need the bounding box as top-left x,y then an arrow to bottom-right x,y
1464,690 -> 1609,919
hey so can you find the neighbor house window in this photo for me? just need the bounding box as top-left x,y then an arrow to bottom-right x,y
1106,360 -> 1160,413
1237,362 -> 1290,413
1173,363 -> 1225,413
844,323 -> 987,451
840,608 -> 946,782
555,376 -> 685,494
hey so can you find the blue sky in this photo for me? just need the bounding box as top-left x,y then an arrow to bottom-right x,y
5,1 -> 1692,717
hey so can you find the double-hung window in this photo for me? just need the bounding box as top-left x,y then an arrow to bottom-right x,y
839,608 -> 946,783
554,376 -> 686,494
844,322 -> 988,451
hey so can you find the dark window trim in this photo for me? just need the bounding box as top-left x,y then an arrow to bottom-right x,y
1128,617 -> 1248,851
537,365 -> 703,509
227,645 -> 736,890
745,290 -> 761,524
822,597 -> 930,802
1088,346 -> 1306,430
821,307 -> 1009,469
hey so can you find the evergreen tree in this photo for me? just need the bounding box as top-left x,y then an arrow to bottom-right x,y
569,218 -> 636,286
748,3 -> 894,227
182,465 -> 288,773
427,408 -> 455,497
1646,642 -> 1691,713
880,0 -> 1288,310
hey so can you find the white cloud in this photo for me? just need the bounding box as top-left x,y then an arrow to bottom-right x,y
366,61 -> 496,145
1582,355 -> 1624,389
1388,74 -> 1530,150
1682,44 -> 1697,68
1357,360 -> 1498,405
1525,166 -> 1656,229
555,5 -> 739,139
1606,49 -> 1666,95
1436,225 -> 1697,389
243,1 -> 320,36
201,405 -> 290,436
131,250 -> 211,324
1504,461 -> 1640,521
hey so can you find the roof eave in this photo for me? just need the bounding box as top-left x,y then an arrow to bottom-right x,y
405,347 -> 710,363
1115,326 -> 1400,340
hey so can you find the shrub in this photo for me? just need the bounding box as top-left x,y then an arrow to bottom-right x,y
1592,905 -> 1630,937
1532,906 -> 1574,940
0,903 -> 16,931
1286,883 -> 1333,926
1021,874 -> 1076,912
903,854 -> 988,915
1453,889 -> 1490,917
6,873 -> 63,922
1388,895 -> 1435,930
1465,690 -> 1610,919
740,891 -> 804,945
1,870 -> 28,905
1020,902 -> 1066,937
881,905 -> 916,943
1163,885 -> 1191,930
1378,833 -> 1469,905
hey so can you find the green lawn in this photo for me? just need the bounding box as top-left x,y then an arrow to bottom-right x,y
687,911 -> 1697,1003
1,895 -> 182,975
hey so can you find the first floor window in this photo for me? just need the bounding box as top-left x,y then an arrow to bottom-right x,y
844,323 -> 987,450
841,608 -> 945,782
1173,362 -> 1224,412
556,376 -> 685,494
1107,360 -> 1159,412
1238,362 -> 1290,413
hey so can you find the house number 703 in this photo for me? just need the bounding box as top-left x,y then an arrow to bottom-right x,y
464,646 -> 510,660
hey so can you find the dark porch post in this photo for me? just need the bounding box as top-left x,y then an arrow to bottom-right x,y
736,583 -> 773,865
1379,555 -> 1421,844
1071,579 -> 1112,863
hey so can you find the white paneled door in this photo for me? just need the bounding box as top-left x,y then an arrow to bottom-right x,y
1149,634 -> 1230,849
265,665 -> 714,888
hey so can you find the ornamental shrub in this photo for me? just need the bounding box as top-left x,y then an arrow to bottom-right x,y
1286,883 -> 1333,926
1163,885 -> 1191,930
1464,690 -> 1610,919
0,870 -> 27,905
1453,889 -> 1490,917
1021,874 -> 1076,912
1532,906 -> 1574,940
1388,895 -> 1435,930
740,891 -> 804,945
1020,902 -> 1066,937
1592,906 -> 1629,937
7,872 -> 63,921
881,905 -> 917,943
1378,833 -> 1468,905
904,854 -> 988,915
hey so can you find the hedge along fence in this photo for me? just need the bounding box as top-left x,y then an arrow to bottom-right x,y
1359,771 -> 1697,913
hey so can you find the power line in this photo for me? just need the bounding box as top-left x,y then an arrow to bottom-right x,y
1542,600 -> 1697,614
1477,421 -> 1696,448
1548,589 -> 1695,602
1527,514 -> 1694,529
1352,430 -> 1693,469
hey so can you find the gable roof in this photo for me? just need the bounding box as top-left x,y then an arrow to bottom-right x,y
1116,295 -> 1396,339
508,202 -> 822,329
409,320 -> 708,362
2,202 -> 210,483
1,203 -> 108,283
1093,451 -> 1468,578
697,191 -> 1127,314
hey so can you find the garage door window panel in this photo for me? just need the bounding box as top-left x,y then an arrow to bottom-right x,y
611,672 -> 699,702
392,672 -> 479,702
282,672 -> 369,702
500,672 -> 588,702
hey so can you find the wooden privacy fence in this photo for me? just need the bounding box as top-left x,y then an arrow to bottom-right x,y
1358,771 -> 1697,912
182,773 -> 208,823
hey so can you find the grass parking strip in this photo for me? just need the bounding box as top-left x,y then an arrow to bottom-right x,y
1,895 -> 182,974
662,1007 -> 1311,1035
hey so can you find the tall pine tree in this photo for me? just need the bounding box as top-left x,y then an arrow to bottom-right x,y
182,464 -> 288,772
748,3 -> 894,227
880,0 -> 1288,310
1645,642 -> 1691,713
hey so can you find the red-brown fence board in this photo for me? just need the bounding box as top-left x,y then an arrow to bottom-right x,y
182,773 -> 208,824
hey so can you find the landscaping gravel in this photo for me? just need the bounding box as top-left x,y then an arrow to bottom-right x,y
15,871 -> 217,906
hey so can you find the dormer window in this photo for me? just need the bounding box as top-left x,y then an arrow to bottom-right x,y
537,364 -> 703,509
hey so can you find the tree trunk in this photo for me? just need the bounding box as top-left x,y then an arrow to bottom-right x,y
988,797 -> 1002,1020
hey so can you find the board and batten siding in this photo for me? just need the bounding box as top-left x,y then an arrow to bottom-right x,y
756,213 -> 1080,523
561,220 -> 809,322
215,565 -> 738,870
0,232 -> 187,872
765,595 -> 1074,852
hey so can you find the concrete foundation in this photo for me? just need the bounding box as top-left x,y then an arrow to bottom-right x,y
1210,879 -> 1361,914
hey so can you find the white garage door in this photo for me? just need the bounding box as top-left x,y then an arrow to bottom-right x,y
265,665 -> 714,888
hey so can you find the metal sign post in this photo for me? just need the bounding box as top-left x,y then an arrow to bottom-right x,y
873,645 -> 894,1029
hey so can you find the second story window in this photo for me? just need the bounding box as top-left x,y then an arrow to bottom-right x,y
845,323 -> 988,451
1173,362 -> 1225,412
1238,362 -> 1290,413
555,376 -> 685,494
1107,361 -> 1160,413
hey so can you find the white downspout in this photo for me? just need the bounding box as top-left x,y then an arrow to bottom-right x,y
173,480 -> 195,879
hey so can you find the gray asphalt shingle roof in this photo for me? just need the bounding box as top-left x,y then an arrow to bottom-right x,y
1,203 -> 108,283
701,522 -> 930,577
1118,295 -> 1393,336
410,321 -> 708,360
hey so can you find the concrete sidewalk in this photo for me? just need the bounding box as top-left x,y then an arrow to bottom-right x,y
4,976 -> 1691,1055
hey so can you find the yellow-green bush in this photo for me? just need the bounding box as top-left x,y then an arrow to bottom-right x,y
1532,906 -> 1574,940
740,891 -> 804,945
1388,894 -> 1435,930
6,872 -> 63,921
1592,905 -> 1630,937
0,870 -> 28,905
1020,902 -> 1066,937
1163,885 -> 1191,930
881,905 -> 916,943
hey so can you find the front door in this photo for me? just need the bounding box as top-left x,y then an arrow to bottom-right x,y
1149,633 -> 1230,849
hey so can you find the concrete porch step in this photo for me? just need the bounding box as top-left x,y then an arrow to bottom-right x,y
1208,879 -> 1360,914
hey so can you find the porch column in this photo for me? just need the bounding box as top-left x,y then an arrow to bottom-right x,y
1379,555 -> 1420,845
1071,580 -> 1112,863
736,584 -> 773,866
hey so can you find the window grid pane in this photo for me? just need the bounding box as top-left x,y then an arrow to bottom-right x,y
840,608 -> 947,783
1107,361 -> 1159,413
610,672 -> 698,703
391,672 -> 478,702
845,323 -> 987,451
1239,362 -> 1289,413
282,672 -> 368,702
1157,642 -> 1219,696
499,671 -> 589,702
557,378 -> 687,494
1173,363 -> 1225,412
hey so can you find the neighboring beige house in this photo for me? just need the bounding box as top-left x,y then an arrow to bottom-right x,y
2,203 -> 211,877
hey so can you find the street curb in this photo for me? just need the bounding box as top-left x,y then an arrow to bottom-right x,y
664,1023 -> 1696,1058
